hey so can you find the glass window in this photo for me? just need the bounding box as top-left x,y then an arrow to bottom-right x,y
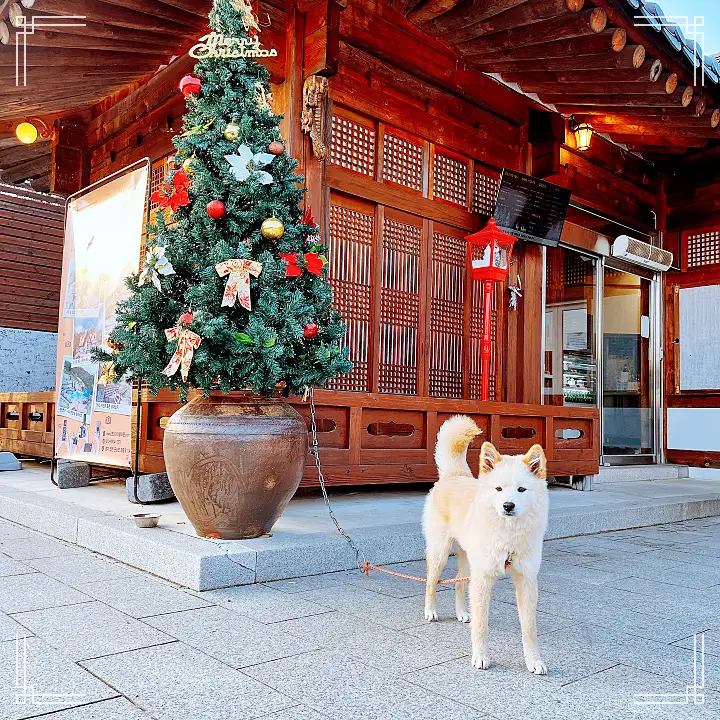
543,247 -> 598,407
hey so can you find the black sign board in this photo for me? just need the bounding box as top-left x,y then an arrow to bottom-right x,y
492,169 -> 571,248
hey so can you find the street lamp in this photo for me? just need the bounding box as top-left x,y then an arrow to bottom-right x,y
465,218 -> 517,401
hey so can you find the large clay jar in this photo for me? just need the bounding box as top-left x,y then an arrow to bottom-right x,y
163,393 -> 308,539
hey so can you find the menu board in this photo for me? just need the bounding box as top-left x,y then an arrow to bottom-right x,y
493,169 -> 571,247
54,161 -> 149,468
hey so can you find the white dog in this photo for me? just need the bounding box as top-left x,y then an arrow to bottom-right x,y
423,415 -> 549,674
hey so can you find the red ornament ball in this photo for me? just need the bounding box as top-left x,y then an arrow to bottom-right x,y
179,75 -> 202,98
268,140 -> 285,155
179,311 -> 194,326
206,200 -> 226,219
303,322 -> 319,339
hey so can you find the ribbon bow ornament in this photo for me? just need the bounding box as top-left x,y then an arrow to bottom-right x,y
215,259 -> 262,310
162,315 -> 201,382
225,144 -> 274,184
138,246 -> 175,291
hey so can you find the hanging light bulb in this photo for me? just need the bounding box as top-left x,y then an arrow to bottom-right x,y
20,0 -> 36,7
15,121 -> 38,144
569,116 -> 594,152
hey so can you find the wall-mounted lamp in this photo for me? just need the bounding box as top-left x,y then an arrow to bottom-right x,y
569,116 -> 594,151
15,117 -> 51,145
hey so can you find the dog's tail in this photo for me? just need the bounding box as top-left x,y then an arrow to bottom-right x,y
434,415 -> 482,479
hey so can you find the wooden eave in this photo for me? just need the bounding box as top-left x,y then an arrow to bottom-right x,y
0,0 -> 288,191
395,0 -> 720,163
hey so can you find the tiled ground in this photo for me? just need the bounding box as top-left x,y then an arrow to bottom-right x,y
0,515 -> 719,720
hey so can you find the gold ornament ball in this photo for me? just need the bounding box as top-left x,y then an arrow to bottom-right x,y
224,122 -> 241,141
261,217 -> 284,240
182,157 -> 195,175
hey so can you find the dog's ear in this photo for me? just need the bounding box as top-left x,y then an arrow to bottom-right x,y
479,442 -> 502,474
523,444 -> 547,480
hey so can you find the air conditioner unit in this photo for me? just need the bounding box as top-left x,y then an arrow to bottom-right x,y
611,235 -> 673,272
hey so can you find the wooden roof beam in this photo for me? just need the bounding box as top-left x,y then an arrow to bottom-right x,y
499,60 -> 663,85
438,0 -> 586,45
39,0 -> 200,34
606,134 -> 707,148
0,48 -> 166,69
421,0 -> 526,35
536,93 -> 697,108
408,0 -> 466,25
514,80 -> 677,96
467,29 -> 630,65
590,122 -> 718,138
577,109 -> 720,128
458,7 -> 607,54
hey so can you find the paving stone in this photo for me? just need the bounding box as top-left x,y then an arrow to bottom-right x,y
30,697 -> 151,719
76,576 -> 210,618
0,536 -> 80,561
0,521 -> 34,541
204,583 -> 332,623
0,555 -> 35,578
13,601 -> 174,662
0,636 -> 116,720
630,527 -> 712,544
586,558 -> 720,590
145,605 -> 319,668
296,584 -> 426,630
547,535 -> 664,555
560,663 -> 719,720
538,562 -> 631,589
0,611 -> 31,642
673,629 -> 720,656
540,624 -> 707,684
82,642 -> 293,720
278,609 -> 467,673
344,558 -> 458,599
406,655 -> 616,720
607,575 -> 714,604
256,708 -> 331,720
25,554 -> 139,589
263,570 -> 357,594
0,574 -> 91,614
242,648 -> 488,720
404,595 -> 574,652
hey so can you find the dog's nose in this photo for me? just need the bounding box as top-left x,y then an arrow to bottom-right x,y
503,501 -> 515,513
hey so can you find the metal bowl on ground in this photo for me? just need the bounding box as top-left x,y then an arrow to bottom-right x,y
132,513 -> 161,528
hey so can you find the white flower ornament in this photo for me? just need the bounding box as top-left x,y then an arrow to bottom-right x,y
225,144 -> 274,185
138,246 -> 175,291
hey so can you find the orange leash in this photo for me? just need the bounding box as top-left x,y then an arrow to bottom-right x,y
361,561 -> 469,585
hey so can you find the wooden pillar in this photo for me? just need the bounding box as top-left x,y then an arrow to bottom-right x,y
50,119 -> 87,195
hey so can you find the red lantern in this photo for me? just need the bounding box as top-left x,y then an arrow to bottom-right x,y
303,322 -> 319,338
179,75 -> 202,98
206,200 -> 226,219
465,218 -> 517,402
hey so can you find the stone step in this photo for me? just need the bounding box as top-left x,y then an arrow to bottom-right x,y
594,464 -> 689,484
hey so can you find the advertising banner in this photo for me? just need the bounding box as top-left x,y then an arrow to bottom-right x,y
54,162 -> 149,467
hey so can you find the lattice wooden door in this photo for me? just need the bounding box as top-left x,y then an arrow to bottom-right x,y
429,224 -> 465,398
327,192 -> 374,392
378,209 -> 423,395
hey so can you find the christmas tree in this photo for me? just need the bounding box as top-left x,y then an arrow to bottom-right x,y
102,0 -> 351,400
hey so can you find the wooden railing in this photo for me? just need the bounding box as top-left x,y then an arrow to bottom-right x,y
1,390 -> 600,486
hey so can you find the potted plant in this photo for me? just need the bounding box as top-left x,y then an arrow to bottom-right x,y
102,0 -> 351,539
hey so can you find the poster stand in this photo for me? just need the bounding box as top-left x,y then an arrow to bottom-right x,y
53,158 -> 151,499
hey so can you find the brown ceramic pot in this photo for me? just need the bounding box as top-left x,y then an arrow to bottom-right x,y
163,393 -> 308,539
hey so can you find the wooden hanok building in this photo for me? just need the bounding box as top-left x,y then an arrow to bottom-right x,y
2,0 -> 720,487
